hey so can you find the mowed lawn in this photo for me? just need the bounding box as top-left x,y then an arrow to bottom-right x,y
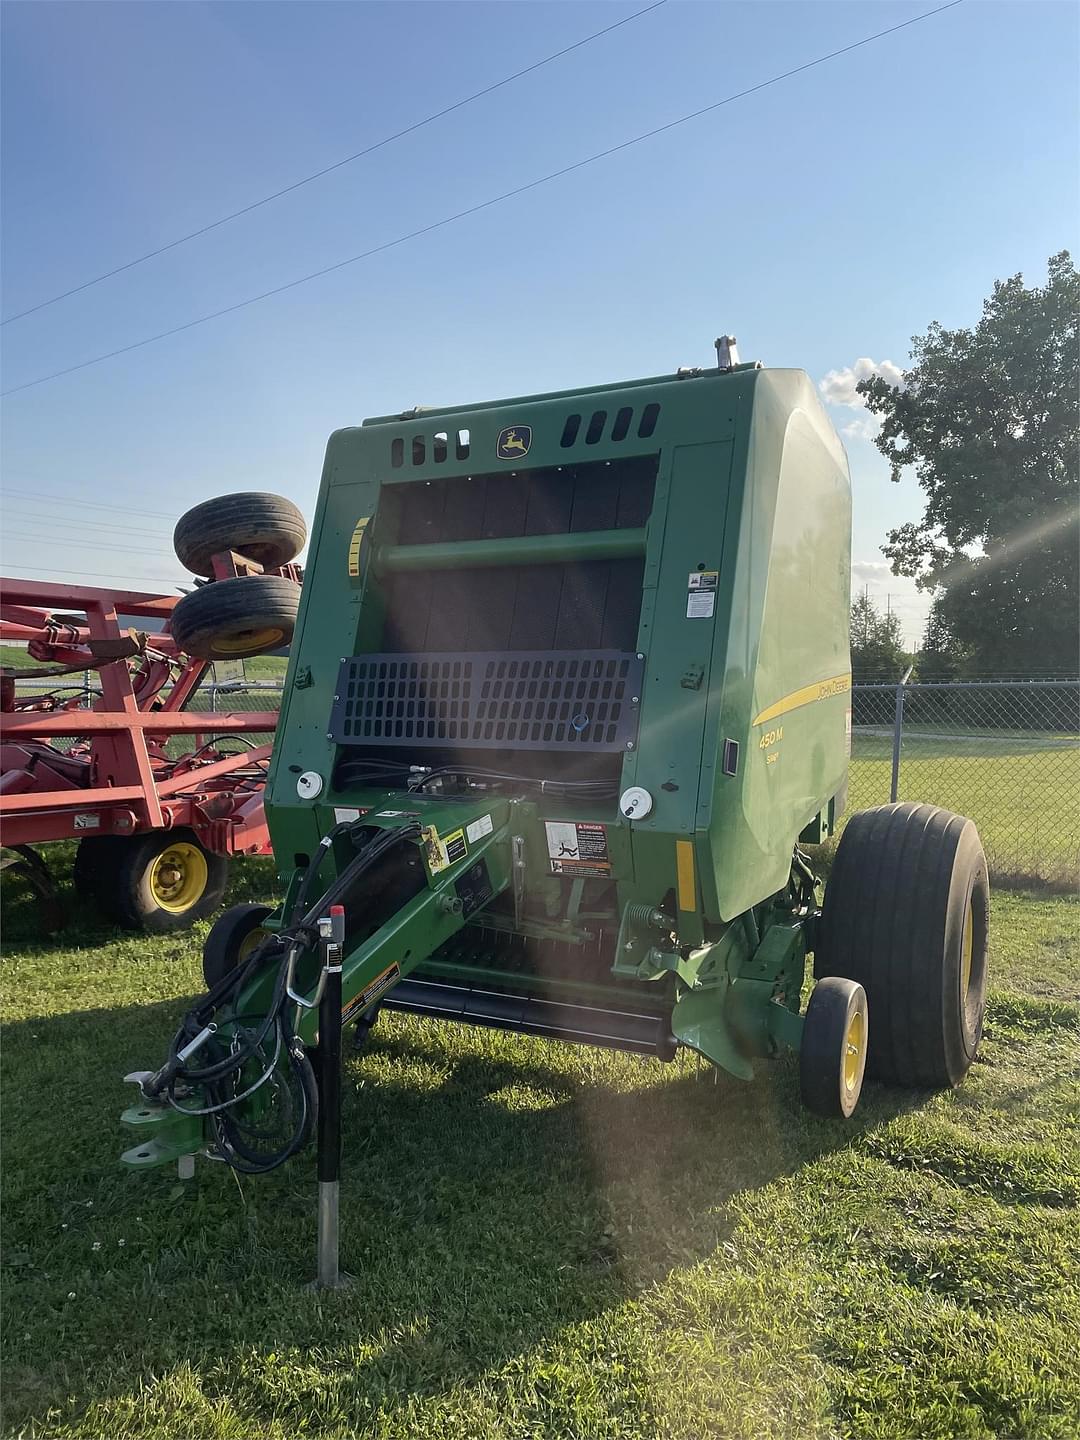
1,855 -> 1078,1440
848,731 -> 1080,888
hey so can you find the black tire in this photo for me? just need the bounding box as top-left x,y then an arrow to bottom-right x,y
800,976 -> 868,1119
173,492 -> 307,577
99,828 -> 229,933
170,576 -> 300,660
816,802 -> 990,1088
202,902 -> 274,989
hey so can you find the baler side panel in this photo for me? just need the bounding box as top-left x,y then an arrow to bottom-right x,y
700,371 -> 852,920
265,450 -> 381,865
626,439 -> 734,938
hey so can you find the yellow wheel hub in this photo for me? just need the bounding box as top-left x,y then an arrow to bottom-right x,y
214,626 -> 285,655
149,842 -> 208,914
238,927 -> 269,963
843,1009 -> 864,1092
960,899 -> 974,1002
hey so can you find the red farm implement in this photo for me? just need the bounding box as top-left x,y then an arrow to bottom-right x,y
0,491 -> 306,931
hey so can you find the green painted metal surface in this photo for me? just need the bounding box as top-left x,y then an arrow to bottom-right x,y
267,363 -> 849,921
122,356 -> 853,1168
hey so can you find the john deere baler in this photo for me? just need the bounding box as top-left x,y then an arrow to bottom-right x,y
122,351 -> 989,1179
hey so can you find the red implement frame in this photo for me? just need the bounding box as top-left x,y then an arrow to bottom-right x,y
0,576 -> 283,854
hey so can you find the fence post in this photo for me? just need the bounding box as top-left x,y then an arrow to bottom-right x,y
889,665 -> 913,804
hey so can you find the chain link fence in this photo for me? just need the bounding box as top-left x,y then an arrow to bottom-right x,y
851,680 -> 1080,888
11,662 -> 286,755
12,658 -> 1078,887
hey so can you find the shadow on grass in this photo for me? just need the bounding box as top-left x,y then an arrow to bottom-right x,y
0,849 -> 279,954
0,981 -> 928,1435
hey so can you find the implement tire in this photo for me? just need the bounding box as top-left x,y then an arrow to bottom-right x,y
816,802 -> 989,1088
203,902 -> 274,989
800,976 -> 868,1119
100,828 -> 229,932
173,492 -> 306,577
171,576 -> 300,660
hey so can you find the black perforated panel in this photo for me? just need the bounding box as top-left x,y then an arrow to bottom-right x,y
330,650 -> 643,752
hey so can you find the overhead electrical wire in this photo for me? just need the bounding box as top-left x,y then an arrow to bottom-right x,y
1,515 -> 174,540
0,563 -> 185,587
0,0 -> 963,400
2,530 -> 181,556
0,1 -> 667,326
0,488 -> 179,520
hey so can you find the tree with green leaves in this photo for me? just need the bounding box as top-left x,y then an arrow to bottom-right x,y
850,592 -> 909,681
859,251 -> 1079,675
916,599 -> 966,683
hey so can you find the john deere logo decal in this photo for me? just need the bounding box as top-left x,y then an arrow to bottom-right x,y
496,426 -> 531,460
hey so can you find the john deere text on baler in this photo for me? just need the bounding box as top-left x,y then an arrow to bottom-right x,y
122,350 -> 990,1185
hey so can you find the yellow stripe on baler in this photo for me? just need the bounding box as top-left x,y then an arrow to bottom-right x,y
751,672 -> 851,728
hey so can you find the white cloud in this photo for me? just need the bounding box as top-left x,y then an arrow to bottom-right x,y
818,357 -> 904,409
851,560 -> 891,583
841,415 -> 881,442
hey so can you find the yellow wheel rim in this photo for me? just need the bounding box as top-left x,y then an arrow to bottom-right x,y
238,927 -> 269,963
213,626 -> 285,656
149,842 -> 208,914
960,898 -> 974,1002
843,1009 -> 864,1092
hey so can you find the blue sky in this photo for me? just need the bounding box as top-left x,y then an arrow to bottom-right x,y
2,0 -> 1076,646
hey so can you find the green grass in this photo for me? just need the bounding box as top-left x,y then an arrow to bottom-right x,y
849,733 -> 1079,888
2,853 -> 1078,1439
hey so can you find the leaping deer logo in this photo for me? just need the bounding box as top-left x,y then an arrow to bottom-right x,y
497,425 -> 532,459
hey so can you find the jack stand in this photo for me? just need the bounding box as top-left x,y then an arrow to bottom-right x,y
312,904 -> 352,1290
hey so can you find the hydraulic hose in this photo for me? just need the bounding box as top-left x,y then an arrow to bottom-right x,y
143,820 -> 422,1173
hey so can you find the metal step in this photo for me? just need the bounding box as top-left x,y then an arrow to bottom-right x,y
381,977 -> 677,1060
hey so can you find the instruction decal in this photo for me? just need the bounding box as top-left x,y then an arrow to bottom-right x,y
545,820 -> 611,876
466,813 -> 493,845
421,824 -> 468,875
347,516 -> 371,577
686,569 -> 718,619
342,961 -> 401,1024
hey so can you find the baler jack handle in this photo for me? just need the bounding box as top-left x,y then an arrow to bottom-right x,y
312,904 -> 350,1290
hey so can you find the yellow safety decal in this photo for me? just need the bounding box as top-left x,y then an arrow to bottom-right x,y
342,961 -> 401,1024
420,824 -> 468,876
752,672 -> 851,728
347,516 -> 371,577
675,839 -> 697,913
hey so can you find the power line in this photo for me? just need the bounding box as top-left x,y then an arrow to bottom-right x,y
2,511 -> 173,539
1,564 -> 184,587
0,2 -> 667,326
2,530 -> 180,556
0,0 -> 964,400
0,487 -> 178,519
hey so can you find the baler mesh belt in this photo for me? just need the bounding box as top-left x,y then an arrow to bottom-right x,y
329,650 -> 644,752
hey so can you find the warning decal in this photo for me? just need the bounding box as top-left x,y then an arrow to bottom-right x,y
420,824 -> 468,875
545,820 -> 611,876
342,961 -> 401,1024
686,570 -> 718,619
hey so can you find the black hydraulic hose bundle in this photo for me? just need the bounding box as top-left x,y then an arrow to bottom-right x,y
142,820 -> 421,1173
